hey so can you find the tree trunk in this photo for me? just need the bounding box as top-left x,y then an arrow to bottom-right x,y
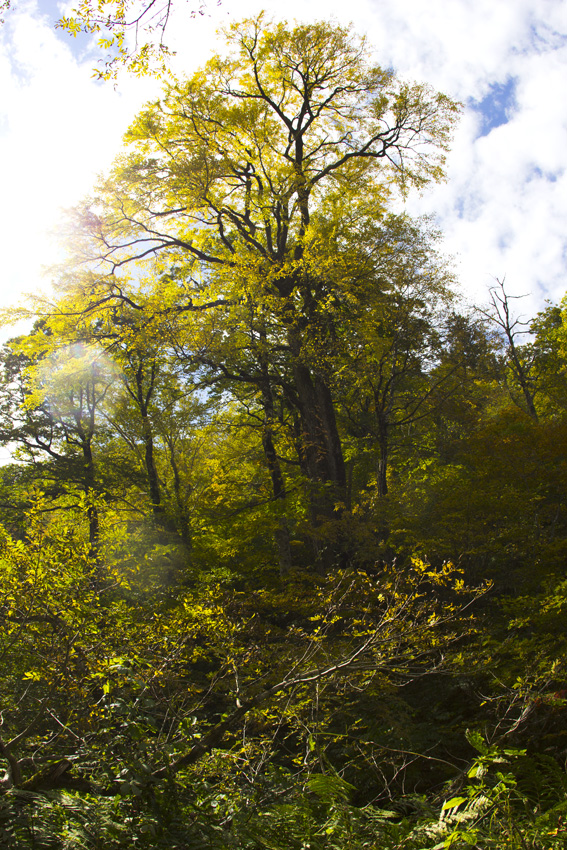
168,440 -> 192,549
133,366 -> 165,518
81,442 -> 97,548
283,298 -> 346,503
260,374 -> 292,577
314,374 -> 347,494
376,414 -> 389,497
142,416 -> 164,517
290,360 -> 347,572
81,439 -> 103,586
292,362 -> 346,500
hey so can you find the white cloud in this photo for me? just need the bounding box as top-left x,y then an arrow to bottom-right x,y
0,3 -> 159,322
0,0 -> 566,330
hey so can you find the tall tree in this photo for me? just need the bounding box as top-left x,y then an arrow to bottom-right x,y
479,279 -> 540,422
65,16 -> 459,557
0,330 -> 114,560
336,215 -> 455,498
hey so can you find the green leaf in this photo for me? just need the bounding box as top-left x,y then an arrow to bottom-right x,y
442,796 -> 467,810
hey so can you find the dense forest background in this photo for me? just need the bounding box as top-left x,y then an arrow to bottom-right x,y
1,16 -> 567,848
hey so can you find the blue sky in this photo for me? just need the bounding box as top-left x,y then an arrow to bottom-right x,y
472,78 -> 517,138
0,0 -> 566,323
